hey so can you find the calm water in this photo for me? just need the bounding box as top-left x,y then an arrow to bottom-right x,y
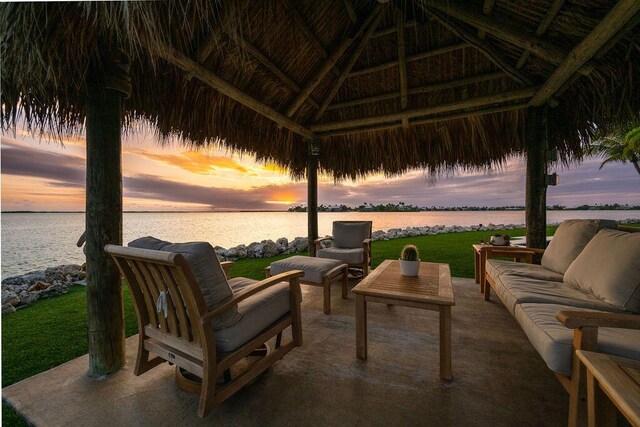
2,210 -> 638,279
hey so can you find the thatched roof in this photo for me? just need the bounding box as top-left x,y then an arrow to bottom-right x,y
2,0 -> 640,179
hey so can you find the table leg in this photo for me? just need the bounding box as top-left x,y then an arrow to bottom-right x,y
480,250 -> 487,295
439,305 -> 452,380
474,249 -> 480,285
356,294 -> 367,360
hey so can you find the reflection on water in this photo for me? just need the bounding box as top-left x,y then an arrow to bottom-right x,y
2,210 -> 638,278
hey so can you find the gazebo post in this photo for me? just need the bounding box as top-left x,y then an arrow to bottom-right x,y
525,105 -> 549,250
307,140 -> 319,256
85,43 -> 129,376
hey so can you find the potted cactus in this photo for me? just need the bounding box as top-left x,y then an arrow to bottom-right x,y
399,244 -> 421,276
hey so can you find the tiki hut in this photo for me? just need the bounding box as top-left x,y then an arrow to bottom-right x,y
2,0 -> 639,376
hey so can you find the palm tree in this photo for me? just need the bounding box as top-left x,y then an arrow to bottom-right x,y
588,125 -> 640,176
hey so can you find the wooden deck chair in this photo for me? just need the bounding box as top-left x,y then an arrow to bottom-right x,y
315,221 -> 372,278
105,243 -> 303,417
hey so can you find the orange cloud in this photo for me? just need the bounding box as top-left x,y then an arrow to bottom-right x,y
134,150 -> 249,174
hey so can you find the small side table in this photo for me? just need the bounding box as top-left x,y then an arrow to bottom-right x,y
472,244 -> 535,294
576,350 -> 640,427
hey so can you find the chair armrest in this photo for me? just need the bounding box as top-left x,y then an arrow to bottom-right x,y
314,236 -> 333,250
324,263 -> 348,279
484,247 -> 536,263
556,311 -> 640,330
362,238 -> 372,246
201,270 -> 305,325
220,261 -> 234,277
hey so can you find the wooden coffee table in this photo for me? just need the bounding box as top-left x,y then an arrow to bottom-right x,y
352,260 -> 455,380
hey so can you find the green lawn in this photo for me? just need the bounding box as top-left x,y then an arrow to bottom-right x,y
0,225 -> 561,424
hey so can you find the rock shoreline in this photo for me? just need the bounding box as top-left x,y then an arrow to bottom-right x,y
2,218 -> 638,315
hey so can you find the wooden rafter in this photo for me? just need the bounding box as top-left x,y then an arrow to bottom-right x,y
285,5 -> 383,119
313,7 -> 385,121
349,42 -> 468,78
478,0 -> 495,40
426,0 -> 593,75
529,0 -> 640,106
427,9 -> 533,86
396,8 -> 409,128
279,0 -> 341,78
310,87 -> 536,132
516,0 -> 566,69
327,72 -> 505,111
372,20 -> 417,39
153,44 -> 315,139
320,103 -> 528,137
341,0 -> 357,24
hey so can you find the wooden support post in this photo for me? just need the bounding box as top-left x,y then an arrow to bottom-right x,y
525,106 -> 548,251
307,140 -> 319,257
85,42 -> 128,376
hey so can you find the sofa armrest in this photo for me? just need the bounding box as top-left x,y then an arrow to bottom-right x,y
484,247 -> 536,263
557,311 -> 640,330
201,270 -> 304,325
314,236 -> 333,251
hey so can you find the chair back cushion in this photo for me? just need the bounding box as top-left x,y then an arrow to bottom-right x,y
564,229 -> 640,313
129,237 -> 239,328
541,219 -> 617,274
332,221 -> 371,249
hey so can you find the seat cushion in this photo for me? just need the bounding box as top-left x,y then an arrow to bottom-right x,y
317,247 -> 364,265
564,229 -> 640,313
332,222 -> 371,249
494,273 -> 622,314
514,303 -> 640,375
128,236 -> 238,329
486,259 -> 564,282
270,255 -> 343,284
541,219 -> 617,275
216,277 -> 291,353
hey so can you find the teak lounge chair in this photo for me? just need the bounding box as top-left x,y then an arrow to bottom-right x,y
106,238 -> 304,417
315,221 -> 372,278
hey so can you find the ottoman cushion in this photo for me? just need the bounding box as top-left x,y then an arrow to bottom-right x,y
271,255 -> 343,283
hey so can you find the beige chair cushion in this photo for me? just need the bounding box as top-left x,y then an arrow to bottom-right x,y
317,247 -> 364,265
270,255 -> 343,284
514,303 -> 640,375
216,277 -> 291,353
332,222 -> 371,249
541,219 -> 617,274
485,259 -> 564,282
564,229 -> 640,313
128,236 -> 239,329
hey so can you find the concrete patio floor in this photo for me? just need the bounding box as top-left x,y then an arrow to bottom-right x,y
3,277 -> 568,426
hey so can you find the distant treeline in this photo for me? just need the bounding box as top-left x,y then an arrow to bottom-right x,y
287,203 -> 640,213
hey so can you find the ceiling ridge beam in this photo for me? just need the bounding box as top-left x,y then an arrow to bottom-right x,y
313,7 -> 386,121
349,42 -> 468,78
426,0 -> 593,75
285,5 -> 383,119
152,44 -> 315,139
516,0 -> 566,69
529,0 -> 640,106
320,103 -> 528,137
327,71 -> 506,111
397,8 -> 409,128
478,0 -> 495,40
427,8 -> 533,86
310,87 -> 537,132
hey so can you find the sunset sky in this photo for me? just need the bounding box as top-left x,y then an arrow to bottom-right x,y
1,127 -> 639,211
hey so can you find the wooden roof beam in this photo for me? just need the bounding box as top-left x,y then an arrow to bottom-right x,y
286,4 -> 384,118
310,87 -> 536,132
320,103 -> 528,137
327,72 -> 506,111
313,8 -> 385,121
478,0 -> 495,40
529,0 -> 640,106
427,9 -> 533,86
425,0 -> 593,75
397,8 -> 409,128
516,0 -> 566,69
349,42 -> 468,78
154,45 -> 315,139
372,20 -> 417,39
342,0 -> 357,24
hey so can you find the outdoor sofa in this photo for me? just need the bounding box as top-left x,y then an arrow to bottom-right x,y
483,219 -> 640,425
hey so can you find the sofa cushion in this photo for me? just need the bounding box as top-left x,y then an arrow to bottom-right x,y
564,229 -> 640,313
332,222 -> 371,249
514,303 -> 640,375
494,273 -> 622,314
270,255 -> 343,284
541,219 -> 617,275
486,259 -> 564,282
128,236 -> 239,329
217,277 -> 291,353
317,247 -> 364,264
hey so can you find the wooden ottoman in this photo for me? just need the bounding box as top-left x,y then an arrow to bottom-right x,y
266,256 -> 348,314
